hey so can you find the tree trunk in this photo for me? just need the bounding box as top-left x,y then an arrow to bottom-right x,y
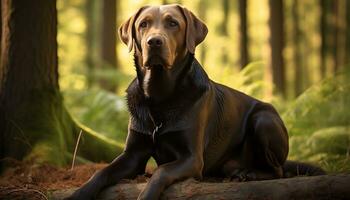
268,0 -> 286,98
221,0 -> 229,36
51,175 -> 350,200
85,0 -> 94,88
197,0 -> 207,66
292,0 -> 303,96
326,0 -> 346,74
334,0 -> 346,73
0,2 -> 2,59
99,0 -> 117,91
333,1 -> 339,73
238,0 -> 249,69
332,0 -> 339,73
320,0 -> 328,79
346,1 -> 350,67
0,0 -> 69,167
101,0 -> 116,68
0,0 -> 123,170
221,0 -> 229,64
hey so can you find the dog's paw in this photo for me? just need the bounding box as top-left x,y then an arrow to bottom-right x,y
137,190 -> 160,200
64,189 -> 93,200
229,169 -> 257,182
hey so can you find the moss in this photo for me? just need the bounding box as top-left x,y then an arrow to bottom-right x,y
5,87 -> 123,167
308,126 -> 350,155
284,70 -> 350,173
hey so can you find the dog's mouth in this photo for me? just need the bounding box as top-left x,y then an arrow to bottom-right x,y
144,55 -> 169,69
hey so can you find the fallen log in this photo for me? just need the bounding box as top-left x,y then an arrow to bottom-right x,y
50,174 -> 350,200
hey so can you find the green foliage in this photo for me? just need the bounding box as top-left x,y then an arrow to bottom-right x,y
16,89 -> 76,166
55,0 -> 350,172
284,70 -> 350,172
88,66 -> 134,94
63,89 -> 129,142
309,127 -> 350,156
218,61 -> 270,100
13,88 -> 124,166
283,70 -> 350,137
228,62 -> 268,98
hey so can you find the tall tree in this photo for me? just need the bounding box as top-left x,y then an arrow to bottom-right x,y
292,0 -> 303,96
268,0 -> 286,97
221,0 -> 230,36
346,0 -> 350,66
0,2 -> 2,62
238,0 -> 249,69
85,0 -> 94,88
0,0 -> 122,170
332,0 -> 339,73
333,0 -> 346,73
101,0 -> 116,68
99,0 -> 117,91
0,3 -> 2,49
197,0 -> 208,66
322,0 -> 347,74
320,0 -> 328,79
220,0 -> 230,64
0,0 -> 74,167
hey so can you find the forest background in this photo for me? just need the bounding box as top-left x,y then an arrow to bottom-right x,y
0,0 -> 349,175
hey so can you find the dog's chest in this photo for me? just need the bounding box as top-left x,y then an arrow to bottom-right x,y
128,90 -> 193,137
152,130 -> 192,165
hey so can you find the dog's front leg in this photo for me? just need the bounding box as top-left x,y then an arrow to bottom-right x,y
138,156 -> 203,200
66,131 -> 152,200
67,152 -> 147,200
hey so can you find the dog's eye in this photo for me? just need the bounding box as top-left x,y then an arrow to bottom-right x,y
140,21 -> 148,28
169,20 -> 178,27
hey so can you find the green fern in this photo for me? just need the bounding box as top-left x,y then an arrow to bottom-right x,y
63,89 -> 129,142
283,69 -> 350,172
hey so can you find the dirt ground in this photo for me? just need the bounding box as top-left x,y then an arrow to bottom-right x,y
0,159 -> 153,200
0,158 -> 228,200
0,159 -> 101,199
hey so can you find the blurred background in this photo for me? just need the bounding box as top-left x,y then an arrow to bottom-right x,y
56,0 -> 350,172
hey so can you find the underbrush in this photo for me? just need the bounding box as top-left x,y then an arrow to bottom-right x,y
62,64 -> 350,173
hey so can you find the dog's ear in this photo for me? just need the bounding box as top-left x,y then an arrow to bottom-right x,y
179,6 -> 208,54
118,6 -> 148,52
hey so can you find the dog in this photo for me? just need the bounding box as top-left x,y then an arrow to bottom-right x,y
67,4 -> 325,200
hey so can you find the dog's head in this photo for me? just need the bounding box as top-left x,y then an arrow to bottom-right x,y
119,4 -> 208,69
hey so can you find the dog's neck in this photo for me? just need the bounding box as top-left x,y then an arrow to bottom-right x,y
134,53 -> 193,103
127,53 -> 209,126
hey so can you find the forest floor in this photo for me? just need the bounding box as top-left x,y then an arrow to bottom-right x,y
0,159 -> 150,200
1,158 -> 349,199
0,159 -> 229,199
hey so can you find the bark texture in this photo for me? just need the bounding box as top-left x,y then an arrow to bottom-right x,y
101,0 -> 116,67
292,0 -> 303,96
239,0 -> 249,69
0,0 -> 67,166
0,0 -> 122,169
268,0 -> 286,97
51,174 -> 350,200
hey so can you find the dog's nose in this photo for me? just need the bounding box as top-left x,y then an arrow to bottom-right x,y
147,36 -> 163,48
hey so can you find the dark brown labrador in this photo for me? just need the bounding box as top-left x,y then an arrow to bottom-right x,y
67,4 -> 324,200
